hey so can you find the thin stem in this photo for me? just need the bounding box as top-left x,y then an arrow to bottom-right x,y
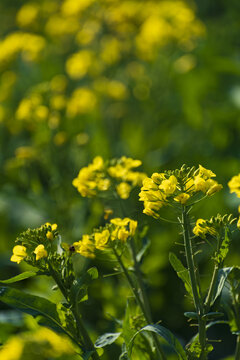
72,306 -> 100,360
48,263 -> 100,360
235,336 -> 240,360
112,247 -> 166,360
181,207 -> 207,360
130,238 -> 152,321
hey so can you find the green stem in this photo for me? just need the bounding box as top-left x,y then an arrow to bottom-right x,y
112,247 -> 166,360
181,207 -> 207,360
72,306 -> 100,360
130,238 -> 153,322
48,263 -> 100,360
231,282 -> 240,360
235,336 -> 240,360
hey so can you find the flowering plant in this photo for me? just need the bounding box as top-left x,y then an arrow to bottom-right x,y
0,160 -> 239,360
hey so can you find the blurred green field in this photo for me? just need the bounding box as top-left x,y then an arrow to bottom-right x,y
0,0 -> 240,359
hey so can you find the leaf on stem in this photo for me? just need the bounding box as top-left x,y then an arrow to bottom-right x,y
0,271 -> 38,284
70,267 -> 98,304
94,332 -> 121,348
0,286 -> 77,339
136,238 -> 151,263
210,267 -> 233,307
169,252 -> 193,298
131,324 -> 187,360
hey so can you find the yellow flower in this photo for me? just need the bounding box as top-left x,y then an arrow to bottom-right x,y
206,183 -> 223,196
46,231 -> 53,240
74,235 -> 95,258
228,174 -> 240,198
174,193 -> 190,204
193,219 -> 207,238
118,228 -> 129,242
34,245 -> 48,261
110,218 -> 130,227
151,172 -> 165,184
116,182 -> 131,199
198,165 -> 216,179
110,217 -> 137,241
237,216 -> 240,230
159,175 -> 177,195
194,175 -> 207,192
142,177 -> 159,190
52,224 -> 57,231
10,245 -> 27,264
95,229 -> 110,250
0,336 -> 24,360
193,219 -> 217,238
143,202 -> 161,219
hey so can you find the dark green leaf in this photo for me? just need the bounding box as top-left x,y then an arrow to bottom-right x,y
0,286 -> 78,342
216,228 -> 231,264
169,252 -> 192,298
82,351 -> 94,360
136,238 -> 151,263
95,332 -> 121,348
0,271 -> 37,284
202,312 -> 224,321
70,267 -> 98,304
132,324 -> 187,360
211,267 -> 232,306
184,312 -> 198,320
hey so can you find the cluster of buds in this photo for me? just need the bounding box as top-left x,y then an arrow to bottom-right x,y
139,165 -> 223,219
72,156 -> 146,199
192,214 -> 236,239
11,223 -> 58,266
71,217 -> 138,259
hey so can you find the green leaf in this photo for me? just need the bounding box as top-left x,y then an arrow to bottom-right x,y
184,312 -> 198,320
216,228 -> 231,264
0,286 -> 78,342
132,324 -> 187,360
119,343 -> 130,359
211,267 -> 233,306
0,271 -> 38,284
202,312 -> 224,321
94,332 -> 121,348
70,267 -> 98,304
169,252 -> 192,298
136,238 -> 151,263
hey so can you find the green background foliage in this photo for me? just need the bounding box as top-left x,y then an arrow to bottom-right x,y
0,0 -> 239,358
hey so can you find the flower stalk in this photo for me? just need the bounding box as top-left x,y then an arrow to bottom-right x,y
181,206 -> 207,360
48,262 -> 100,360
112,247 -> 166,360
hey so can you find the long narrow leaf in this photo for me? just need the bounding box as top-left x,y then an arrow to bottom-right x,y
0,286 -> 77,342
0,271 -> 37,284
131,324 -> 187,360
169,252 -> 192,298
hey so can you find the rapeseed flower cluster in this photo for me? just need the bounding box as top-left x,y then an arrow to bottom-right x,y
72,156 -> 146,199
228,173 -> 240,228
139,165 -> 223,219
228,173 -> 240,198
72,217 -> 137,258
193,214 -> 235,239
11,223 -> 58,265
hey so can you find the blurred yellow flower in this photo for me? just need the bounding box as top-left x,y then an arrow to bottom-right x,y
17,4 -> 39,28
228,174 -> 240,198
116,182 -> 131,199
66,50 -> 93,79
